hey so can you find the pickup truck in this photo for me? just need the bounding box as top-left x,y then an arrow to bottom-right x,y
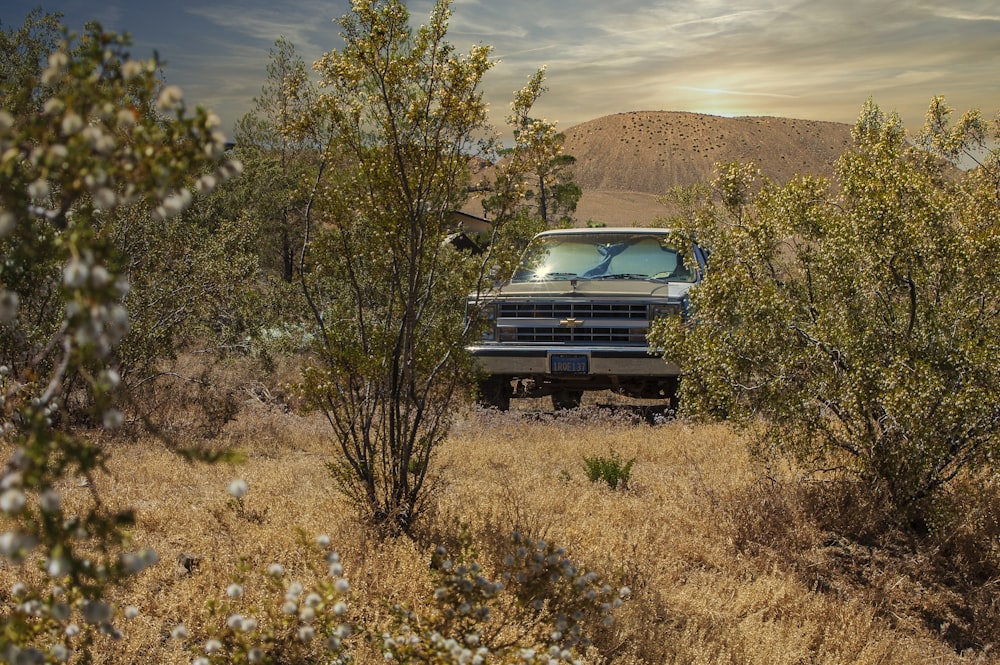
466,227 -> 705,410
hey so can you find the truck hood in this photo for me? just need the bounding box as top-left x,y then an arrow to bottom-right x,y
487,278 -> 692,300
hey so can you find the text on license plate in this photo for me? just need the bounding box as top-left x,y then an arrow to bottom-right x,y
549,353 -> 589,374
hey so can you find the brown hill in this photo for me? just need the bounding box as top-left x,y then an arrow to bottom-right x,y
566,111 -> 852,192
464,111 -> 854,226
566,111 -> 852,225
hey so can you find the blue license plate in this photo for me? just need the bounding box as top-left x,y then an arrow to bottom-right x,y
549,353 -> 589,374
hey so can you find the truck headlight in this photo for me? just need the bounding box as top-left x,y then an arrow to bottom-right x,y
478,301 -> 498,341
649,302 -> 684,321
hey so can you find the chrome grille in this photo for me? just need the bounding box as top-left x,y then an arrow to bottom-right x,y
511,326 -> 648,344
498,302 -> 646,319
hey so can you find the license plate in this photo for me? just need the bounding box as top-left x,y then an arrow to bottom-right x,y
549,353 -> 589,374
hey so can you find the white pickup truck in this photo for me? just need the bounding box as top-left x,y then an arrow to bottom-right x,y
466,227 -> 706,410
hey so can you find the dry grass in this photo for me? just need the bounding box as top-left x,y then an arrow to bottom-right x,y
3,396 -> 996,664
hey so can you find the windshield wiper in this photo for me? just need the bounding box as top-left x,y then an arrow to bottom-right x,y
513,271 -> 579,282
589,273 -> 651,280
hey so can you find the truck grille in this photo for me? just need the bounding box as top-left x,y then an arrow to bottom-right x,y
498,302 -> 646,319
511,326 -> 648,344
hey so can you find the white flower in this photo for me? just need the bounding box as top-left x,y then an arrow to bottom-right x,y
299,606 -> 315,622
0,110 -> 13,130
105,305 -> 130,344
47,555 -> 71,577
99,369 -> 121,391
226,613 -> 244,629
27,179 -> 50,200
49,643 -> 70,662
334,578 -> 349,593
42,97 -> 66,115
1,488 -> 26,514
205,639 -> 222,654
316,534 -> 331,548
298,625 -> 315,642
47,51 -> 68,73
0,209 -> 14,237
117,108 -> 137,129
193,659 -> 209,665
333,601 -> 347,616
63,259 -> 89,288
282,600 -> 298,615
61,112 -> 83,136
65,623 -> 80,637
267,563 -> 284,577
227,583 -> 244,598
228,479 -> 248,498
305,592 -> 322,608
120,552 -> 148,574
240,617 -> 257,632
50,601 -> 70,620
171,624 -> 188,640
247,648 -> 264,663
0,290 -> 19,325
195,174 -> 217,195
0,531 -> 34,561
156,85 -> 184,112
81,601 -> 112,624
121,59 -> 143,79
124,606 -> 140,619
102,409 -> 124,431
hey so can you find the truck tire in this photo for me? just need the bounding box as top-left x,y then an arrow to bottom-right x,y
551,389 -> 583,410
477,376 -> 512,411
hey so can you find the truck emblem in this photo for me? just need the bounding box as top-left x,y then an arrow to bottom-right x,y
560,317 -> 584,328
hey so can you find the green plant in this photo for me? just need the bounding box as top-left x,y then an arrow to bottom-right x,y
184,535 -> 352,665
583,452 -> 635,490
650,96 -> 1000,529
295,0 -> 568,535
0,14 -> 239,659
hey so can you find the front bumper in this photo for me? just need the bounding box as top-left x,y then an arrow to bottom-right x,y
466,345 -> 680,377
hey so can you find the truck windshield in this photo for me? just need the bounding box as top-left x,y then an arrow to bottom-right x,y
511,233 -> 695,283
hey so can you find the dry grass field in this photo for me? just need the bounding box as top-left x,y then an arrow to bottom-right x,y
7,381 -> 996,664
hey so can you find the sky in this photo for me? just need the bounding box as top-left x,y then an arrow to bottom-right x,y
4,0 -> 1000,142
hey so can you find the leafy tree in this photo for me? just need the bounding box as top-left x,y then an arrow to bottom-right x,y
490,68 -> 580,227
650,98 -> 1000,528
296,0 -> 558,534
0,8 -> 63,98
234,36 -> 327,284
0,17 -> 239,657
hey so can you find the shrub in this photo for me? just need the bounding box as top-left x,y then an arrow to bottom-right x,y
650,97 -> 1000,529
583,452 -> 635,490
0,15 -> 240,659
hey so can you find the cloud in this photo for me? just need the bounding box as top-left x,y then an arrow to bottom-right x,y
5,0 -> 997,135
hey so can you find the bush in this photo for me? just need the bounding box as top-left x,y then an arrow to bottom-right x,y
583,452 -> 635,490
650,97 -> 1000,529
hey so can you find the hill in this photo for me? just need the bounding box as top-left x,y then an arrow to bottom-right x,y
466,111 -> 854,226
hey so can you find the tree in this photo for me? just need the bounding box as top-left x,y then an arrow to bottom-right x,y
492,68 -> 580,227
234,36 -> 327,284
649,98 -> 1000,528
296,0 -> 558,534
0,17 -> 239,657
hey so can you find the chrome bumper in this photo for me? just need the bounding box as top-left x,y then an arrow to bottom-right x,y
466,345 -> 680,377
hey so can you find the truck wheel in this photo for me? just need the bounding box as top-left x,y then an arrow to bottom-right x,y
477,376 -> 512,411
551,389 -> 583,410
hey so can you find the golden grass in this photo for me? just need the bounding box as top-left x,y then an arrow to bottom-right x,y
3,400 -> 992,664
